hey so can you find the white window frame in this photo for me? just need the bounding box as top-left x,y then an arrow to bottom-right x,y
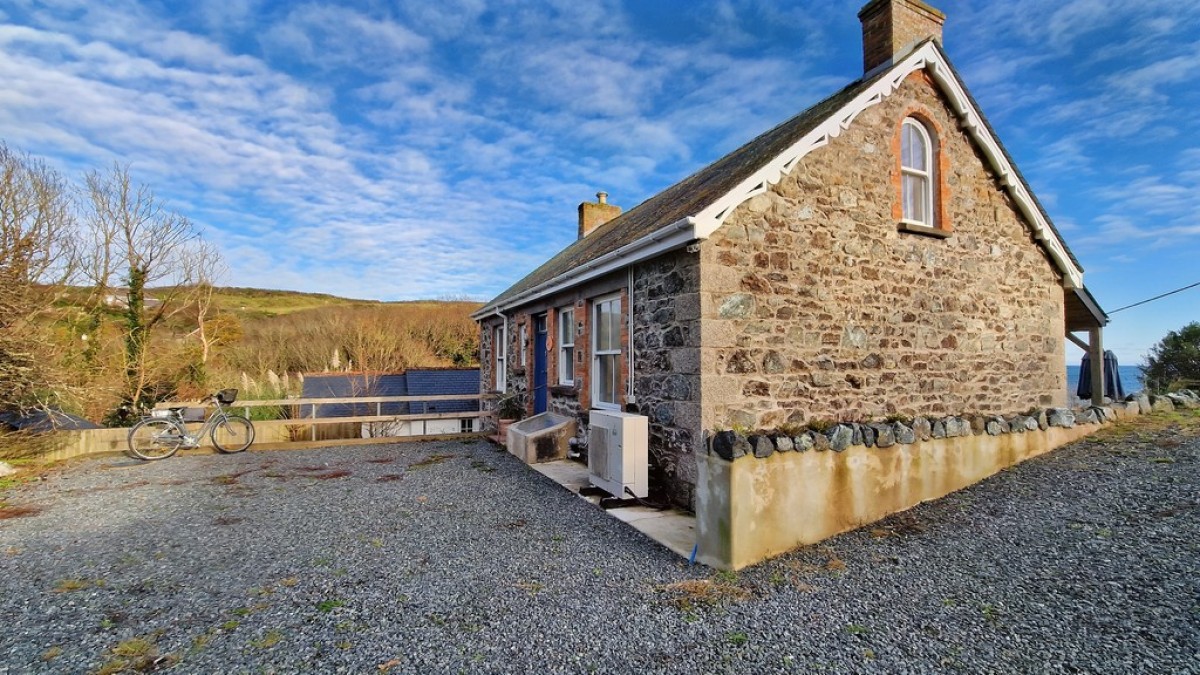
519,323 -> 527,368
494,324 -> 506,392
591,294 -> 622,410
460,418 -> 475,433
900,118 -> 934,227
558,307 -> 575,385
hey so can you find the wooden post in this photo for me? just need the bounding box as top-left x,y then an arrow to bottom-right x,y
1089,326 -> 1105,407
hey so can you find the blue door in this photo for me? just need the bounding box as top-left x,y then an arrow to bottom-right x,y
533,315 -> 548,414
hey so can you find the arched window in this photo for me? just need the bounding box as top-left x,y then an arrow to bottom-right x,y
900,118 -> 934,226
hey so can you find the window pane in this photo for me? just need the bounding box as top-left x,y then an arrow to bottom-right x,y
597,303 -> 607,350
606,300 -> 621,349
560,310 -> 573,346
598,354 -> 616,404
903,174 -> 929,223
903,123 -> 927,171
902,125 -> 914,167
560,346 -> 573,383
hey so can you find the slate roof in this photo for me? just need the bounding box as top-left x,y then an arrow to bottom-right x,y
406,369 -> 480,414
485,72 -> 888,310
482,40 -> 1086,313
302,374 -> 408,417
0,408 -> 100,432
300,369 -> 481,418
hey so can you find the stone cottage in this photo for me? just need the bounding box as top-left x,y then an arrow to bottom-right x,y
473,0 -> 1109,565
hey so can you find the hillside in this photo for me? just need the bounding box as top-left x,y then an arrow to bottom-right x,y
36,286 -> 483,419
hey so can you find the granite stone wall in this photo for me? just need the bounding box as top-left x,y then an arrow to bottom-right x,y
698,70 -> 1068,432
631,249 -> 703,508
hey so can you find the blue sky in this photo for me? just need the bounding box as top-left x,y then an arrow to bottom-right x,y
0,0 -> 1197,366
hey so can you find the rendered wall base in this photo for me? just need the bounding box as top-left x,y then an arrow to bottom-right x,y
696,424 -> 1099,570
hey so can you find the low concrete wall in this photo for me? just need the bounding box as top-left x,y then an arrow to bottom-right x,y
44,420 -> 301,462
697,423 -> 1099,570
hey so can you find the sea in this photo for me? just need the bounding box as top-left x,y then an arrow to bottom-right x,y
1065,364 -> 1144,397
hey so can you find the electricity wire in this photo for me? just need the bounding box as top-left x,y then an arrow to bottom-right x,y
1108,280 -> 1200,315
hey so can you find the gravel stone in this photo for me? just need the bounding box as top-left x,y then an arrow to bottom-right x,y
1,427 -> 1198,674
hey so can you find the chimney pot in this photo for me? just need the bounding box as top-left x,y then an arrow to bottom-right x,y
578,191 -> 622,239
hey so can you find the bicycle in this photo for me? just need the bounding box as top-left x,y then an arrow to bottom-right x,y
127,389 -> 255,461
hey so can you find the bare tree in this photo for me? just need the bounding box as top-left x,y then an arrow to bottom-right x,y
0,144 -> 78,413
186,240 -> 240,385
84,163 -> 220,419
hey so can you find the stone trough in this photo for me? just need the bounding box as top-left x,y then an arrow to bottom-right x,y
506,412 -> 576,464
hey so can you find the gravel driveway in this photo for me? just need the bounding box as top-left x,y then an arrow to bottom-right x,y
1,415 -> 1198,674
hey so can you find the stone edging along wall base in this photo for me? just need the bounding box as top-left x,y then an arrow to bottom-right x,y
695,391 -> 1199,571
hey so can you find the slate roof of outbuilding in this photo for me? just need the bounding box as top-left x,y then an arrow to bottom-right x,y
407,369 -> 480,414
482,40 -> 1087,313
300,369 -> 481,418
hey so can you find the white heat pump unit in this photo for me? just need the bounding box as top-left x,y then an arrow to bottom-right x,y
587,410 -> 649,499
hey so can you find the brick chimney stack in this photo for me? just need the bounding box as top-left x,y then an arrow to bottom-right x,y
578,191 -> 622,239
858,0 -> 945,75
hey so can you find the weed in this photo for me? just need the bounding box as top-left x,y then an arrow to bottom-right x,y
191,633 -> 211,651
411,453 -> 455,469
231,607 -> 251,617
515,581 -> 544,595
1150,457 -> 1176,464
470,460 -> 494,473
279,577 -> 299,587
844,623 -> 870,635
250,630 -> 283,649
41,646 -> 61,661
769,571 -> 787,587
980,603 -> 1001,623
53,578 -> 88,593
367,538 -> 383,548
337,640 -> 353,650
942,597 -> 957,607
727,631 -> 749,646
316,599 -> 345,613
659,578 -> 750,611
1097,527 -> 1113,539
863,648 -> 877,660
883,413 -> 913,424
776,422 -> 805,437
807,418 -> 836,433
95,635 -> 161,674
99,618 -> 116,630
825,556 -> 847,573
713,570 -> 739,584
0,504 -> 43,520
221,620 -> 239,631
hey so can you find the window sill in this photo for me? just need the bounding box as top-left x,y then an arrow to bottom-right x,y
591,403 -> 620,412
549,385 -> 578,397
898,221 -> 952,239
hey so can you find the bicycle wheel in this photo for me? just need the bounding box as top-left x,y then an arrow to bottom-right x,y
128,418 -> 185,460
211,415 -> 255,453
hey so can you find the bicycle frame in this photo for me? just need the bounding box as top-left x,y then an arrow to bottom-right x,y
154,398 -> 238,447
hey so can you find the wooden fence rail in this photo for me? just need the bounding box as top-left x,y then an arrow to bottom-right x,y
154,394 -> 492,442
